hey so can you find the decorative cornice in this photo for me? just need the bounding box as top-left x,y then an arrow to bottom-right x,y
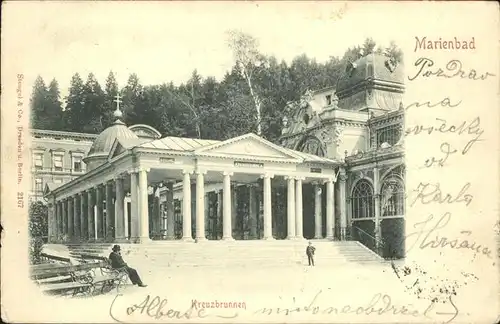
32,129 -> 98,142
182,169 -> 194,175
195,169 -> 207,176
323,177 -> 336,184
368,111 -> 404,128
337,78 -> 405,99
260,173 -> 274,179
345,146 -> 404,167
128,167 -> 150,174
114,174 -> 126,181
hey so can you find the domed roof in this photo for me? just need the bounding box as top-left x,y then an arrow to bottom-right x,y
86,119 -> 139,159
337,54 -> 404,96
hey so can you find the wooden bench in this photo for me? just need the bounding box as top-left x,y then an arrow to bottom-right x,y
31,262 -> 103,296
70,253 -> 129,293
40,252 -> 72,264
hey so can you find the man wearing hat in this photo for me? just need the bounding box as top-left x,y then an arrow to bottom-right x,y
306,241 -> 316,266
109,245 -> 147,287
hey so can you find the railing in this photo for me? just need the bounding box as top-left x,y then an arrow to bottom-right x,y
333,226 -> 350,241
32,167 -> 86,175
351,225 -> 385,255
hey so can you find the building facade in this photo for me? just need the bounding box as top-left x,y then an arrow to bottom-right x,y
30,130 -> 97,201
280,53 -> 405,258
43,105 -> 341,245
34,53 -> 405,259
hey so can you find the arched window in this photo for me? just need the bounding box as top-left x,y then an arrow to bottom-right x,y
297,136 -> 325,157
351,180 -> 374,219
376,124 -> 402,147
380,177 -> 405,217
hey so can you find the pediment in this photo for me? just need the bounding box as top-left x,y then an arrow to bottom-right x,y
44,183 -> 60,196
107,139 -> 129,161
107,137 -> 149,160
195,133 -> 301,160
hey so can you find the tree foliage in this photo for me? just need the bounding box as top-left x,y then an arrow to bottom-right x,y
30,76 -> 63,130
29,201 -> 48,265
31,38 -> 403,144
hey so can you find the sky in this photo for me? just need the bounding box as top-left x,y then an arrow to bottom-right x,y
4,1 -> 410,100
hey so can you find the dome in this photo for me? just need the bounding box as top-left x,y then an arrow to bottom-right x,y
336,53 -> 404,96
83,119 -> 139,170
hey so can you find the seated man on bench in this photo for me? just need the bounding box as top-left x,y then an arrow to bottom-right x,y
109,245 -> 147,287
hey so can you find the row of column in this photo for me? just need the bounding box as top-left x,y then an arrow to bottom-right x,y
52,168 -> 150,243
178,171 -> 339,242
49,167 -> 346,243
286,177 -> 336,240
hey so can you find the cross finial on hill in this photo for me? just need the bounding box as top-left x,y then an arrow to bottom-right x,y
114,93 -> 122,111
113,93 -> 124,120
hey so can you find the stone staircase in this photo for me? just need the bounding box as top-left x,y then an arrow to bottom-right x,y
45,240 -> 384,269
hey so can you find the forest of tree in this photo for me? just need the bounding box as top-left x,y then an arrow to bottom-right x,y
30,36 -> 403,144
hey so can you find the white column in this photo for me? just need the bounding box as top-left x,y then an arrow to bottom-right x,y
62,199 -> 68,241
195,170 -> 207,242
261,173 -> 274,240
248,185 -> 258,239
54,201 -> 60,242
166,182 -> 175,240
129,171 -> 139,241
222,171 -> 234,240
115,175 -> 126,242
105,181 -> 115,242
295,176 -> 304,239
73,194 -> 80,241
326,178 -> 335,240
314,183 -> 323,239
138,168 -> 151,243
231,185 -> 238,238
124,196 -> 130,240
68,197 -> 74,241
286,176 -> 296,239
47,197 -> 56,243
216,190 -> 222,238
339,169 -> 348,241
182,170 -> 193,241
80,192 -> 87,241
87,190 -> 95,241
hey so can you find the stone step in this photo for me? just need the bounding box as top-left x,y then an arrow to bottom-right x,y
58,240 -> 383,268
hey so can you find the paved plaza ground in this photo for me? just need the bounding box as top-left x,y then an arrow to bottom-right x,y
23,259 -> 493,323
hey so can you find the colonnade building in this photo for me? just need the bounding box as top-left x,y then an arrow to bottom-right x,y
42,53 -> 405,258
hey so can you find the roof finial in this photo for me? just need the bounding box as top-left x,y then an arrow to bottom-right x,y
113,93 -> 123,121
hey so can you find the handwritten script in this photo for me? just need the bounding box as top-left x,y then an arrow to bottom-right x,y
253,290 -> 459,323
408,57 -> 495,81
109,294 -> 238,323
405,212 -> 492,258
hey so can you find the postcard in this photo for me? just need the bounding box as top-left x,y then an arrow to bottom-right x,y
1,1 -> 499,323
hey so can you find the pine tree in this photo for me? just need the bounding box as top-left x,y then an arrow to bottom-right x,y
45,79 -> 63,130
122,73 -> 143,125
64,73 -> 85,132
384,41 -> 404,64
362,38 -> 377,56
30,76 -> 48,129
103,71 -> 119,128
156,82 -> 191,137
82,73 -> 105,133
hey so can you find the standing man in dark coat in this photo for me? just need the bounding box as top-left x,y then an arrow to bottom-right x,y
109,245 -> 147,287
306,241 -> 316,266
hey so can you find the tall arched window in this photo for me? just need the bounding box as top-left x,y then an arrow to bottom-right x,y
351,180 -> 374,219
380,177 -> 405,217
296,136 -> 325,157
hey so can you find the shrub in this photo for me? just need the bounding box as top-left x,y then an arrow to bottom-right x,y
29,201 -> 48,264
